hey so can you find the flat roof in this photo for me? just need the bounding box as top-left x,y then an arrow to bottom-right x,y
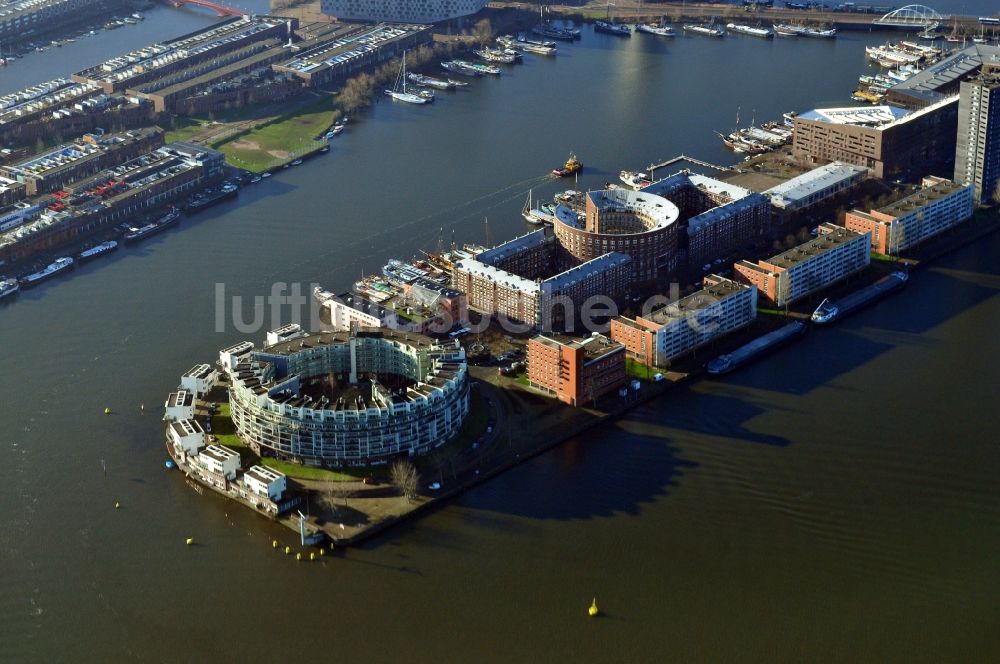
542,252 -> 631,290
202,444 -> 240,462
477,228 -> 550,266
244,464 -> 285,484
879,179 -> 969,217
644,278 -> 749,325
767,223 -> 866,270
169,419 -> 204,437
889,44 -> 1000,100
584,188 -> 679,232
796,105 -> 907,126
765,162 -> 868,203
533,333 -> 624,362
688,173 -> 751,202
455,258 -> 540,294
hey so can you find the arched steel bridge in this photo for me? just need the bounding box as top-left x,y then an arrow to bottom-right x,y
874,5 -> 947,29
159,0 -> 245,18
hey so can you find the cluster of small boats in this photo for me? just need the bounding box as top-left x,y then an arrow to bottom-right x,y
386,52 -> 436,104
853,41 -> 947,104
522,188 -> 585,225
719,111 -> 794,154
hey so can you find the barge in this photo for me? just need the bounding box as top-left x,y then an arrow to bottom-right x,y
811,271 -> 908,324
707,321 -> 807,375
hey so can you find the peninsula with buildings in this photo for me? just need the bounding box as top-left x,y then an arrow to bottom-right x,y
0,1 -> 997,548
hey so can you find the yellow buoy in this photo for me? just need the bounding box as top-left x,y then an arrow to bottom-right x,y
319,548 -> 325,556
296,552 -> 302,561
588,598 -> 599,617
272,539 -> 279,549
309,552 -> 316,561
284,546 -> 291,555
186,537 -> 194,545
103,407 -> 111,415
114,501 -> 120,509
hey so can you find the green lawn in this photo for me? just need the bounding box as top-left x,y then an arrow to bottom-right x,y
212,402 -> 358,480
213,94 -> 339,172
259,458 -> 362,482
164,117 -> 208,145
626,358 -> 654,381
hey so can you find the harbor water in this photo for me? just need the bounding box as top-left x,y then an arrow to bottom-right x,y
1,3 -> 999,660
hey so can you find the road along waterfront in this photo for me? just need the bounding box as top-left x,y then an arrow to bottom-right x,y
1,6 -> 999,661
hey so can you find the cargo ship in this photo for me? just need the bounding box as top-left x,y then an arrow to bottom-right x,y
77,240 -> 118,263
726,23 -> 774,38
122,208 -> 181,244
552,153 -> 582,177
811,271 -> 908,324
707,321 -> 807,375
185,183 -> 238,212
683,23 -> 725,37
20,257 -> 74,288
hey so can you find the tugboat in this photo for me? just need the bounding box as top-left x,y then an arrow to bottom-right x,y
552,153 -> 583,177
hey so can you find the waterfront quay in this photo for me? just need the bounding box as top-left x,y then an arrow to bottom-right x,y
498,0 -> 992,33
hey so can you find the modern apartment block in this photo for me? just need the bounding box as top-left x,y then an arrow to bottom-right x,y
452,228 -> 633,331
791,98 -> 959,180
526,333 -> 626,406
610,276 -> 757,367
954,63 -> 1000,204
733,223 -> 870,307
320,0 -> 488,23
845,176 -> 974,254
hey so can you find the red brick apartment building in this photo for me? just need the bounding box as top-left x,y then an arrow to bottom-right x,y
527,334 -> 626,406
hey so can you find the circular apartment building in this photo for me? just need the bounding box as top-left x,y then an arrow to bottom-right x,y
228,329 -> 469,467
553,188 -> 681,280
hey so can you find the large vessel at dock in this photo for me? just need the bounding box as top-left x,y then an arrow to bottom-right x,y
185,183 -> 238,212
77,240 -> 118,263
0,276 -> 19,300
473,47 -> 518,64
20,257 -> 74,288
726,23 -> 774,38
683,23 -> 725,37
773,23 -> 837,38
451,60 -> 501,76
595,20 -> 631,37
707,321 -> 807,375
502,33 -> 557,55
811,271 -> 909,324
441,61 -> 482,77
636,22 -> 676,37
122,208 -> 181,244
531,23 -> 577,41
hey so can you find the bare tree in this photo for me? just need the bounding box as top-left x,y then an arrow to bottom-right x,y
319,482 -> 354,518
390,459 -> 420,502
472,18 -> 494,45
